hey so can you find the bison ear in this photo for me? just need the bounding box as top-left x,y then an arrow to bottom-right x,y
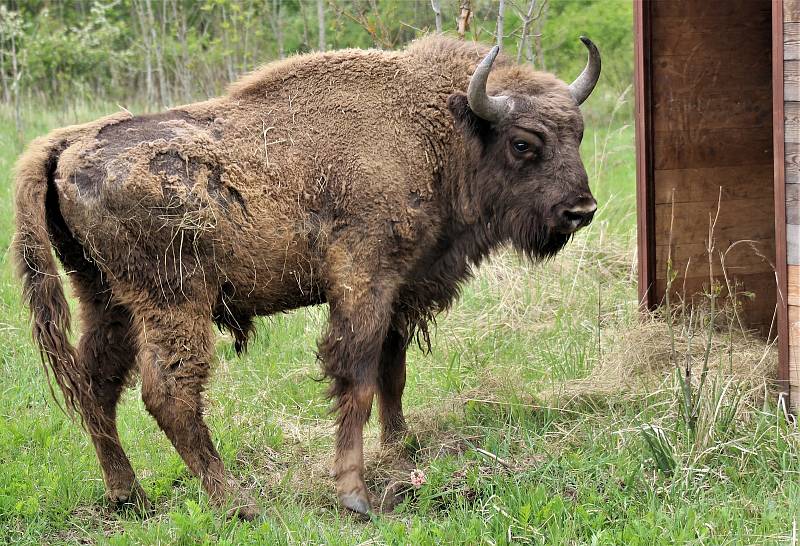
447,93 -> 491,137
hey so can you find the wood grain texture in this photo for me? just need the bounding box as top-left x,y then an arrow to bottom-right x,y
787,141 -> 800,184
791,345 -> 800,403
653,1 -> 767,20
655,272 -> 777,334
654,164 -> 773,204
787,62 -> 800,101
788,184 -> 800,224
655,198 -> 775,247
642,0 -> 778,334
786,101 -> 800,143
788,0 -> 800,22
787,22 -> 800,60
653,128 -> 772,170
790,224 -> 800,264
777,0 -> 791,393
635,0 -> 657,310
653,89 -> 772,132
655,238 -> 775,281
789,265 -> 800,306
652,13 -> 770,55
652,54 -> 771,98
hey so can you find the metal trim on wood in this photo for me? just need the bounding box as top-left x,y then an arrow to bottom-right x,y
773,0 -> 790,397
634,0 -> 656,310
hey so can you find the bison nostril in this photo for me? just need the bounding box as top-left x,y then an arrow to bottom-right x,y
560,200 -> 597,231
563,209 -> 585,223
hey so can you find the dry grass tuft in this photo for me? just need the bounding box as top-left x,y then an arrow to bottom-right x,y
547,310 -> 777,406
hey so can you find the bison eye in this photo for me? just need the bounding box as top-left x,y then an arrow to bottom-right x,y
512,140 -> 530,153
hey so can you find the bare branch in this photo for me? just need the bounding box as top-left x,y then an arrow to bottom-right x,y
430,0 -> 442,34
457,0 -> 471,40
496,0 -> 505,48
317,0 -> 326,51
516,0 -> 535,63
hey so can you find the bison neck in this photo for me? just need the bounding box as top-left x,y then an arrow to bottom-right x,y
398,217 -> 497,327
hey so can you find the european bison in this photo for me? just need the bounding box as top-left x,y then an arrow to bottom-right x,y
14,35 -> 599,518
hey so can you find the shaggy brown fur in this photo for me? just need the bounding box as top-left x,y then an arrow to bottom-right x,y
13,35 -> 595,518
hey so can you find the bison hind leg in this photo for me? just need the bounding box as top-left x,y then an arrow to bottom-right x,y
70,273 -> 150,513
136,302 -> 259,521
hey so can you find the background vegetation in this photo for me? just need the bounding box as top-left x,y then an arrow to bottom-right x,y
0,0 -> 632,132
1,1 -> 797,544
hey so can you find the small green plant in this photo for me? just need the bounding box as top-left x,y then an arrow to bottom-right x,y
640,192 -> 777,486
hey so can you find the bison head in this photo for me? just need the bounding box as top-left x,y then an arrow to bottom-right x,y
447,37 -> 600,260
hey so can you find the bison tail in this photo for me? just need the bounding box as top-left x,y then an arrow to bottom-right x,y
12,137 -> 82,419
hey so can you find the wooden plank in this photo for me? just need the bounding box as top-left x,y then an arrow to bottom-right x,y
788,184 -> 800,224
653,128 -> 772,170
788,0 -> 800,22
791,344 -> 800,401
787,141 -> 800,184
653,89 -> 772,133
654,164 -> 773,204
776,3 -> 790,393
652,54 -> 771,97
655,272 -> 777,333
653,1 -> 769,20
654,198 -> 775,247
786,101 -> 800,143
790,265 -> 800,306
634,0 -> 657,310
652,16 -> 771,56
790,224 -> 800,264
655,238 -> 776,281
787,22 -> 800,60
787,61 -> 800,101
791,305 -> 800,401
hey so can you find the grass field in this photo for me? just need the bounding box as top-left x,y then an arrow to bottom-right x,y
1,101 -> 798,545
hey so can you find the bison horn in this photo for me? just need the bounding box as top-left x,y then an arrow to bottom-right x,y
467,45 -> 511,123
568,36 -> 601,105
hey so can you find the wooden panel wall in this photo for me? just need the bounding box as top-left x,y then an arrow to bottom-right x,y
648,1 -> 776,332
786,0 -> 800,407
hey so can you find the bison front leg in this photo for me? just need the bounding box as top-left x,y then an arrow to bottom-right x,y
319,286 -> 395,516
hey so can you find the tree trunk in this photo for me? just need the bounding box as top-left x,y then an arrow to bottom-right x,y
150,0 -> 170,106
430,0 -> 442,34
172,0 -> 191,101
517,0 -> 536,63
317,0 -> 326,51
534,2 -> 548,70
10,28 -> 22,148
496,0 -> 505,48
270,0 -> 285,59
457,0 -> 471,40
221,4 -> 236,83
0,26 -> 8,105
145,0 -> 160,103
298,0 -> 310,51
134,0 -> 154,104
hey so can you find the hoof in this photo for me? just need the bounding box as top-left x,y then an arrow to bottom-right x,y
108,483 -> 152,515
339,490 -> 371,516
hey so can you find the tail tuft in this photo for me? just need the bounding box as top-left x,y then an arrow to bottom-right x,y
13,137 -> 82,418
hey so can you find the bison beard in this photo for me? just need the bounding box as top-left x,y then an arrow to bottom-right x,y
13,35 -> 599,518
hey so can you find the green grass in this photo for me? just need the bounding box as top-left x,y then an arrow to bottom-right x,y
0,100 -> 797,545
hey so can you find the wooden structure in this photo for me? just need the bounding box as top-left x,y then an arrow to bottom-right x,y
634,0 -> 799,406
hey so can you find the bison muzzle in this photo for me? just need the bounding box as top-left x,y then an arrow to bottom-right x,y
13,35 -> 600,519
